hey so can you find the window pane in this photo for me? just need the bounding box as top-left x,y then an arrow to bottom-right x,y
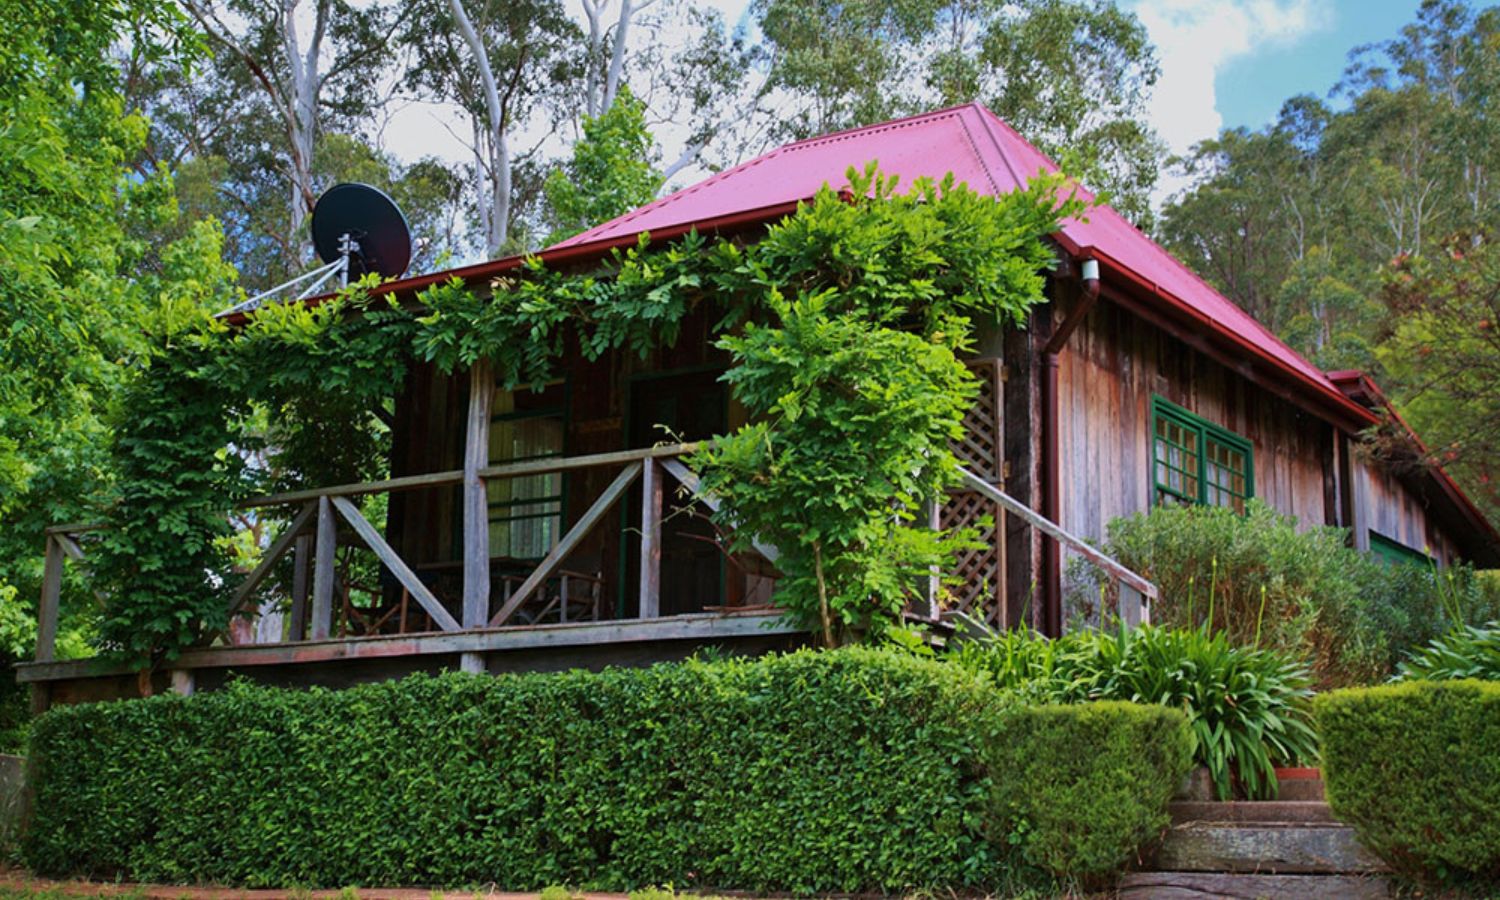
1204,434 -> 1248,514
488,387 -> 565,559
1154,414 -> 1199,501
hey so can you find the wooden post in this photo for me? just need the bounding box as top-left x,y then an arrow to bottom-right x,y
288,534 -> 312,641
463,359 -> 494,631
924,499 -> 941,620
36,535 -> 63,663
170,669 -> 195,696
639,459 -> 662,619
1120,583 -> 1144,629
311,496 -> 336,640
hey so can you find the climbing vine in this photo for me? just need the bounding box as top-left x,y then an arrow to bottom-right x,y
93,163 -> 1083,666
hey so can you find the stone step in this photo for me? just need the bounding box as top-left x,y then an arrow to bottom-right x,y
1169,800 -> 1339,826
1274,774 -> 1326,802
1151,822 -> 1389,875
1119,871 -> 1392,899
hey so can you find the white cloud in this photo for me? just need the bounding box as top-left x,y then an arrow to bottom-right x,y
1126,0 -> 1332,202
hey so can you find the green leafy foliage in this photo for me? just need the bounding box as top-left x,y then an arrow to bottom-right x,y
1317,680 -> 1500,884
694,295 -> 979,644
91,282 -> 413,664
1067,500 -> 1500,686
24,648 -> 1188,892
953,625 -> 1317,800
1396,621 -> 1500,682
1377,234 -> 1500,524
986,701 -> 1191,884
0,0 -> 229,697
692,165 -> 1080,643
543,86 -> 663,245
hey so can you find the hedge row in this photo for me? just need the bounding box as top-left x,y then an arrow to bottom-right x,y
26,649 -> 1191,893
1317,679 -> 1500,884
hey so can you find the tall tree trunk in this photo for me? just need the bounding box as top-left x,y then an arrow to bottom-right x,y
448,0 -> 510,255
579,0 -> 640,120
280,0 -> 325,261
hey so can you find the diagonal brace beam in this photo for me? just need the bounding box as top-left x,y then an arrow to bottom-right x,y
331,496 -> 461,632
490,461 -> 643,627
660,458 -> 780,564
228,501 -> 318,616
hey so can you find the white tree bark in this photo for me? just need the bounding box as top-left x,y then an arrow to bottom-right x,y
281,0 -> 328,253
182,0 -> 328,263
448,0 -> 511,255
579,0 -> 649,119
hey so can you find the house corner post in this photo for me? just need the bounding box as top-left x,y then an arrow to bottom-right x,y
36,534 -> 63,663
461,358 -> 494,674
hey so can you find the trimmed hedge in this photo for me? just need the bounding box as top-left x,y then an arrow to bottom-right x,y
1317,680 -> 1500,883
26,649 -> 1191,892
987,701 -> 1192,880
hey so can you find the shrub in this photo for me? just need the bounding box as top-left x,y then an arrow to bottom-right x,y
1066,501 -> 1500,686
1316,680 -> 1500,883
954,625 -> 1316,800
24,648 -> 1188,893
986,701 -> 1191,883
1396,621 -> 1500,681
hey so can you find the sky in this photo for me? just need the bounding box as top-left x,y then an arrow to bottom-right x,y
1131,0 -> 1425,199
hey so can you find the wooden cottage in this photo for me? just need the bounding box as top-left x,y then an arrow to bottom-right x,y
23,103 -> 1499,707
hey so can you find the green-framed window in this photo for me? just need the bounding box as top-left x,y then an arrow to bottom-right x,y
488,381 -> 567,559
1151,396 -> 1254,513
1369,531 -> 1431,568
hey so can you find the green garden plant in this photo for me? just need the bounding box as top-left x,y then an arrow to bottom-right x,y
954,625 -> 1317,800
1396,621 -> 1500,681
1067,500 -> 1500,686
986,701 -> 1191,883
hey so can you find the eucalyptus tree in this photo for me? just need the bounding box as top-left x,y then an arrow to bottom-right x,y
1162,0 -> 1500,372
750,0 -> 1164,223
400,0 -> 577,256
178,0 -> 406,266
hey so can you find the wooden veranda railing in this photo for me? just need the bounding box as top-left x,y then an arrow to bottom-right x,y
955,471 -> 1155,628
34,442 -> 748,666
35,456 -> 1153,670
33,361 -> 1155,666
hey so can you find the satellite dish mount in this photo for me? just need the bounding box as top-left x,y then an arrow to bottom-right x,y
221,183 -> 412,316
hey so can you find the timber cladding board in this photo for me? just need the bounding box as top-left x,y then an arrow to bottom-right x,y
1356,458 -> 1457,563
1056,296 -> 1335,546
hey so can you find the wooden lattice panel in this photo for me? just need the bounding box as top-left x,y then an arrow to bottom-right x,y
940,358 -> 1006,626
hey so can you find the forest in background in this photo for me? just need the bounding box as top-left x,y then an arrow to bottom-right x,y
1,0 -> 1498,670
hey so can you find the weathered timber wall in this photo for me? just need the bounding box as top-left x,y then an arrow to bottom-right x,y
1047,286 -> 1465,565
1053,293 -> 1332,539
1352,458 -> 1459,562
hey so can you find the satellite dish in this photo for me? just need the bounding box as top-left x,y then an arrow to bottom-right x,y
310,182 -> 413,280
218,183 -> 414,317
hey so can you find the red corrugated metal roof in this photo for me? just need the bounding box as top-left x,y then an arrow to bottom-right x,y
556,103 -> 1373,425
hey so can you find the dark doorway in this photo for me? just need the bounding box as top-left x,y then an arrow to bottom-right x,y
623,368 -> 728,616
